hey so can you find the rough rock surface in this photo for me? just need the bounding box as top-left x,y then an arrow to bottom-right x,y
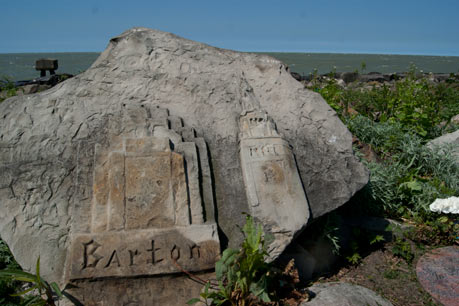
427,129 -> 459,161
0,28 -> 368,282
416,246 -> 459,306
301,282 -> 393,306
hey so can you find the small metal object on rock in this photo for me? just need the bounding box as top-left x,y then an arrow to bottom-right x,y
416,245 -> 459,306
35,58 -> 58,77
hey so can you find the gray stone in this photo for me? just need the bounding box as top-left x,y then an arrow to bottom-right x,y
0,28 -> 368,286
427,129 -> 459,161
302,282 -> 393,306
416,246 -> 459,306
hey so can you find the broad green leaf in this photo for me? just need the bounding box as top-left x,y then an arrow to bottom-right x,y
186,298 -> 201,304
401,180 -> 422,192
11,284 -> 39,296
35,257 -> 41,286
20,295 -> 44,306
220,248 -> 238,263
9,276 -> 37,283
203,281 -> 210,294
50,282 -> 63,298
438,216 -> 449,223
0,269 -> 37,281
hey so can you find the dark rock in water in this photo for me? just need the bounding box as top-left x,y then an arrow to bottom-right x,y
14,73 -> 73,87
291,72 -> 302,82
0,28 -> 368,304
301,282 -> 393,305
17,84 -> 52,95
302,74 -> 313,82
359,73 -> 386,83
341,72 -> 359,83
435,73 -> 454,82
389,73 -> 406,80
416,246 -> 459,306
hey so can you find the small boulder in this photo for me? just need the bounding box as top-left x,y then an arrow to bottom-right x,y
302,282 -> 393,306
416,246 -> 459,306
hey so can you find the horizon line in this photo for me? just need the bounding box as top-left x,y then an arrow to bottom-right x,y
1,50 -> 459,57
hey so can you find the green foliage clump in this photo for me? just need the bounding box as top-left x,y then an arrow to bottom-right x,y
310,69 -> 458,248
309,69 -> 459,139
348,115 -> 458,221
345,228 -> 385,265
391,237 -> 414,264
0,257 -> 66,306
189,216 -> 275,306
0,239 -> 21,306
0,77 -> 18,103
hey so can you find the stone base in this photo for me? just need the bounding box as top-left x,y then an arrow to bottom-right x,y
66,224 -> 220,281
64,272 -> 214,306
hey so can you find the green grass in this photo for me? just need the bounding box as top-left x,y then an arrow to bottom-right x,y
310,70 -> 459,139
0,239 -> 21,306
309,70 -> 459,247
0,77 -> 18,103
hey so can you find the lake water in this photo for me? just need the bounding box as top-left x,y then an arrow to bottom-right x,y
1,52 -> 458,81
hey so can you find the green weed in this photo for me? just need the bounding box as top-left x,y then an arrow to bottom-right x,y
188,216 -> 275,306
309,70 -> 459,139
0,257 -> 67,306
0,239 -> 21,306
383,269 -> 400,280
391,238 -> 414,264
0,77 -> 18,103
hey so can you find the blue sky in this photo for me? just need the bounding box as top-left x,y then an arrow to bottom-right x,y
1,0 -> 459,55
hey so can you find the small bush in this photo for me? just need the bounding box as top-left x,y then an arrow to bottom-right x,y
189,216 -> 275,305
312,70 -> 458,249
0,239 -> 21,306
0,77 -> 18,103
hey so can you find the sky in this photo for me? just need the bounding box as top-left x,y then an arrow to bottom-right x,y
1,0 -> 459,56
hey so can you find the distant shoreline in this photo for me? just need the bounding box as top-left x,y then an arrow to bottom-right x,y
1,52 -> 459,81
1,51 -> 459,57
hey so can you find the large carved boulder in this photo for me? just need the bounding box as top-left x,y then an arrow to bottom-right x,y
0,28 -> 368,295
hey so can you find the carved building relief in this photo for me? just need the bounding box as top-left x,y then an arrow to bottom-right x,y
66,104 -> 219,281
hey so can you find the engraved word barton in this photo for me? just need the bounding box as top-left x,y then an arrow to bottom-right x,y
68,227 -> 219,280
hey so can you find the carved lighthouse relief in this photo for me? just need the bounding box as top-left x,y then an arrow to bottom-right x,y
239,108 -> 310,257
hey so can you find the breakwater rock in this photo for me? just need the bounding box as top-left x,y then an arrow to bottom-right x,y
291,70 -> 459,85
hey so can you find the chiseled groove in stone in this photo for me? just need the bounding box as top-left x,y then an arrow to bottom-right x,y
74,140 -> 96,234
91,144 -> 109,233
170,152 -> 191,226
168,115 -> 183,132
107,152 -> 125,231
175,142 -> 204,224
194,137 -> 215,223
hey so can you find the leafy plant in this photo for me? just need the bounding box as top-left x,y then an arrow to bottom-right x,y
360,61 -> 367,73
309,70 -> 459,139
0,239 -> 21,306
0,77 -> 18,102
0,257 -> 66,306
344,228 -> 385,266
383,269 -> 400,280
188,215 -> 275,306
391,238 -> 414,264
